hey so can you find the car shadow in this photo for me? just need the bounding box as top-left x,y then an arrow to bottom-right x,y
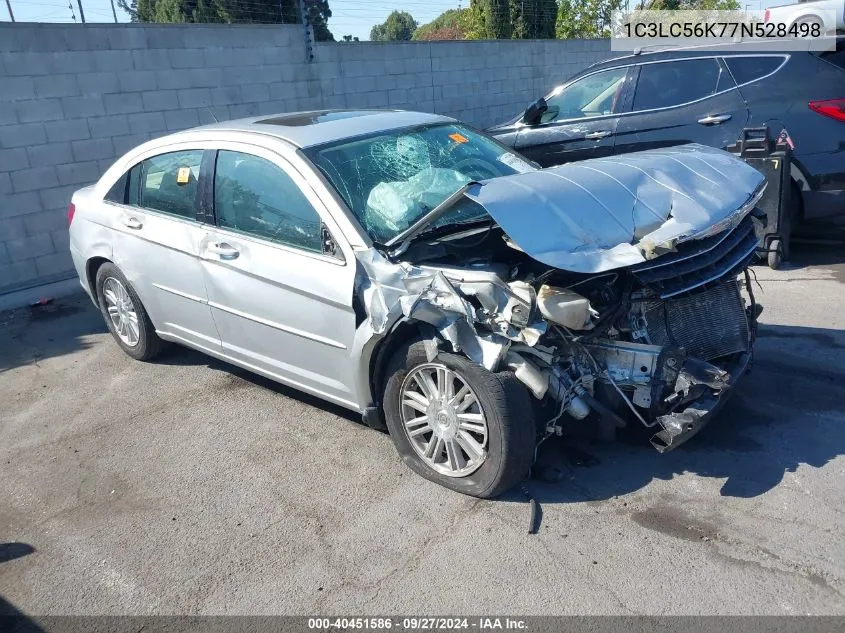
510,321 -> 845,508
0,595 -> 45,631
3,281 -> 842,515
0,543 -> 35,565
0,544 -> 43,629
778,240 -> 845,274
157,321 -> 845,511
155,346 -> 364,426
0,294 -> 106,374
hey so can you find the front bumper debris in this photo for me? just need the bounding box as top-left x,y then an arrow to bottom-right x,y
649,350 -> 752,452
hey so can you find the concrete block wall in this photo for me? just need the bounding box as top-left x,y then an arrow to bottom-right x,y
0,23 -> 613,297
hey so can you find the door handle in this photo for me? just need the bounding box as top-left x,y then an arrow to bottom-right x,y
121,217 -> 142,230
208,242 -> 240,260
584,130 -> 613,140
697,114 -> 732,125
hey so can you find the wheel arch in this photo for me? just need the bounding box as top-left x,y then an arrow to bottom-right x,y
368,320 -> 441,416
792,12 -> 825,27
86,256 -> 113,301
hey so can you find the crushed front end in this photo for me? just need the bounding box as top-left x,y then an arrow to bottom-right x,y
531,215 -> 762,451
354,144 -> 767,452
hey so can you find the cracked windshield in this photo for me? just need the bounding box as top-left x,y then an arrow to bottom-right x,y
307,124 -> 535,243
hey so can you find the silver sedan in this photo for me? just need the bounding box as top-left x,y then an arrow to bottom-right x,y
69,109 -> 766,497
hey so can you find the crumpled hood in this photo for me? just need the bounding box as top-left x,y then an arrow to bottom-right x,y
464,144 -> 766,273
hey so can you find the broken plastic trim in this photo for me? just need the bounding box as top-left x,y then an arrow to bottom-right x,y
650,351 -> 751,452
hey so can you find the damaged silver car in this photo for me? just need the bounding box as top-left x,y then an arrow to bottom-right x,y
68,110 -> 766,498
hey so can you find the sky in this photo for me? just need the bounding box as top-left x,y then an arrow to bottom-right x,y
2,0 -> 788,41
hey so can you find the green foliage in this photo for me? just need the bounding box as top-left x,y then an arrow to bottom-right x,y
370,11 -> 419,42
412,9 -> 467,41
132,0 -> 333,40
117,0 -> 139,22
556,0 -> 623,39
646,0 -> 741,8
304,0 -> 334,42
510,0 -> 559,39
460,0 -> 488,40
486,0 -> 512,39
456,0 -> 557,40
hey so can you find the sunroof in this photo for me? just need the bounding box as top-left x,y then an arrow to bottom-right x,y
256,110 -> 386,127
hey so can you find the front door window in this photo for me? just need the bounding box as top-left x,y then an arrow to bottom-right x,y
543,67 -> 629,123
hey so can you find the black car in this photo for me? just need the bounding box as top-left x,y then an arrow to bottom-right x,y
488,39 -> 845,228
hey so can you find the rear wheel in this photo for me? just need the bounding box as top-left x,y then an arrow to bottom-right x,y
95,262 -> 166,361
768,238 -> 783,270
383,341 -> 536,498
795,16 -> 825,36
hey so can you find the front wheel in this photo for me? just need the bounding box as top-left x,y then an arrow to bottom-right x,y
383,342 -> 536,498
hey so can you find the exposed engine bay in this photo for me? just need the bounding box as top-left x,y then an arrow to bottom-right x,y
356,209 -> 763,452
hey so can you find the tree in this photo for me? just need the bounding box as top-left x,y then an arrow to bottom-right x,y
457,0 -> 557,41
556,0 -> 623,39
304,0 -> 334,41
370,11 -> 418,41
645,0 -> 741,8
136,0 -> 290,23
412,9 -> 467,41
460,0 -> 488,39
129,0 -> 333,41
486,0 -> 511,39
117,0 -> 139,21
510,0 -> 558,39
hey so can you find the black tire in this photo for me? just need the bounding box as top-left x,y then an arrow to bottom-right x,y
95,262 -> 166,361
383,341 -> 536,498
795,16 -> 824,36
768,238 -> 783,270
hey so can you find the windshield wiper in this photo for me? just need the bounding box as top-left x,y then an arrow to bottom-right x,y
384,182 -> 477,257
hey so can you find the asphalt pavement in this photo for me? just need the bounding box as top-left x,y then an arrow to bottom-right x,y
1,246 -> 844,615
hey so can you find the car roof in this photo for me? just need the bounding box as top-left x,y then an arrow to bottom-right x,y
176,109 -> 456,149
585,46 -> 779,73
583,35 -> 843,73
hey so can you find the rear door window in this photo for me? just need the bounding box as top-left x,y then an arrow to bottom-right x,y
127,150 -> 203,219
632,58 -> 722,111
723,56 -> 785,85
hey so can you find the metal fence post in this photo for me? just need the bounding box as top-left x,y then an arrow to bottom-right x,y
299,0 -> 314,62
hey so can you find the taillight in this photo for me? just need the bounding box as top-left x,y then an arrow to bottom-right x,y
67,202 -> 76,225
763,9 -> 770,22
809,98 -> 845,122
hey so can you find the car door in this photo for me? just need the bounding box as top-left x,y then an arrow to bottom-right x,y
198,144 -> 359,409
104,147 -> 221,353
514,66 -> 633,167
613,57 -> 749,156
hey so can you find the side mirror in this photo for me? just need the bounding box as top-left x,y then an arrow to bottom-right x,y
522,97 -> 548,126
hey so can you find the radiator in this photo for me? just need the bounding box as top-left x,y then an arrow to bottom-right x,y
639,280 -> 749,361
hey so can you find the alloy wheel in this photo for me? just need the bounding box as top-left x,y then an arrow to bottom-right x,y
102,277 -> 140,347
399,363 -> 489,477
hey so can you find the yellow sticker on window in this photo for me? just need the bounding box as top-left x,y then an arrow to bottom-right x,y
449,132 -> 469,144
176,167 -> 191,185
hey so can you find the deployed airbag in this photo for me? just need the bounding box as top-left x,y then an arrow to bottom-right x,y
364,168 -> 470,238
